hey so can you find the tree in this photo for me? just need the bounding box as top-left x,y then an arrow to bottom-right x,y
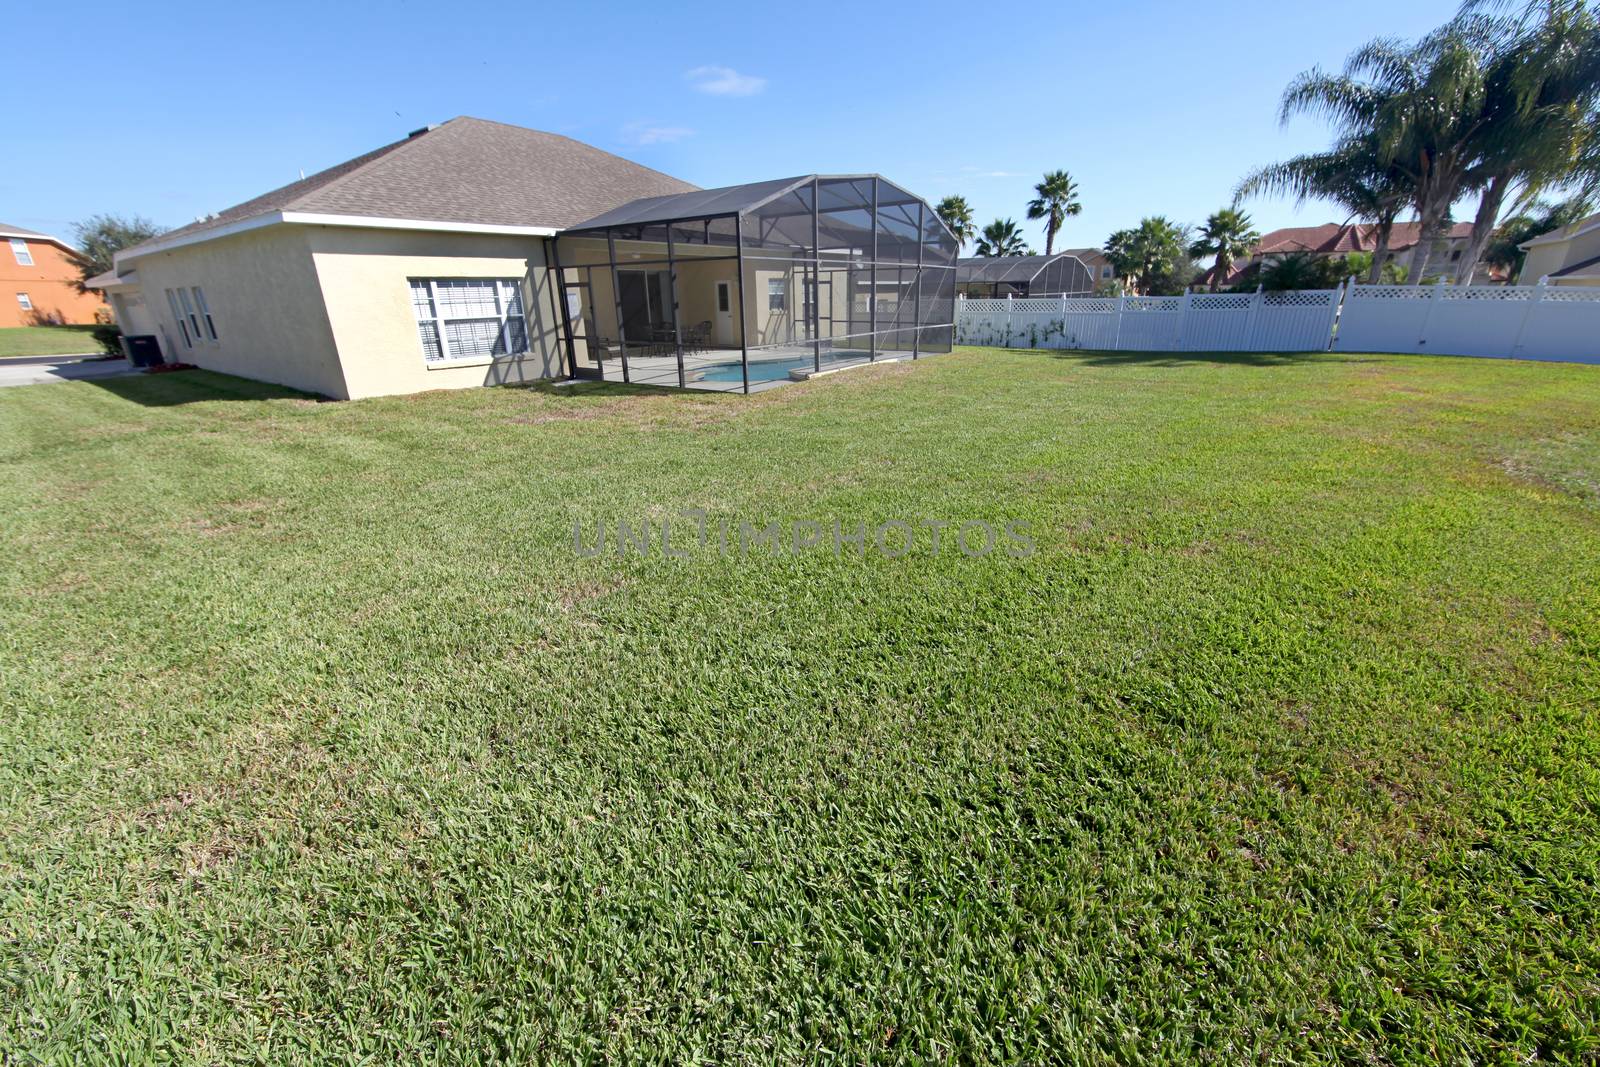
1025,170 -> 1082,256
1257,252 -> 1348,290
976,218 -> 1029,257
934,196 -> 976,249
1450,1 -> 1600,282
1104,217 -> 1195,295
1483,193 -> 1593,279
1280,25 -> 1499,284
1188,207 -> 1261,291
1272,4 -> 1600,287
1238,135 -> 1413,283
69,214 -> 166,293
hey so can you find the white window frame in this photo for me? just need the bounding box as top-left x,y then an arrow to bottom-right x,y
409,277 -> 529,367
16,292 -> 32,311
177,287 -> 205,344
9,238 -> 33,266
166,288 -> 193,347
767,277 -> 786,311
191,286 -> 218,340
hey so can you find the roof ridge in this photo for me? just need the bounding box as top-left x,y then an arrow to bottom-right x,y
278,125 -> 442,212
444,116 -> 701,193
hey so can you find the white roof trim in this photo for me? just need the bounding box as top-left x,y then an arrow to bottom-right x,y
1518,216 -> 1600,250
279,212 -> 558,238
0,229 -> 79,253
115,211 -> 559,267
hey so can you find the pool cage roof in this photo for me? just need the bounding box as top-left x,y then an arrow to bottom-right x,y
553,175 -> 960,393
956,253 -> 1094,293
567,174 -> 959,248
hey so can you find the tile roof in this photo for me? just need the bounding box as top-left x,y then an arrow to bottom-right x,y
125,117 -> 698,255
1255,221 -> 1473,256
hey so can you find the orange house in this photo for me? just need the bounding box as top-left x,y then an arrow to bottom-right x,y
0,223 -> 106,327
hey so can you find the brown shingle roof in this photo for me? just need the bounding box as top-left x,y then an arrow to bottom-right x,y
127,117 -> 697,254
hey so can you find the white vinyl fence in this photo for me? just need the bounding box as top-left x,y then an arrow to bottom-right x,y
956,280 -> 1600,363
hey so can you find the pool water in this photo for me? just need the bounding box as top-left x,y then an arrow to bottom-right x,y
698,356 -> 816,383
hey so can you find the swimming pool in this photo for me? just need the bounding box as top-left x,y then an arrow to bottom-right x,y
697,356 -> 816,383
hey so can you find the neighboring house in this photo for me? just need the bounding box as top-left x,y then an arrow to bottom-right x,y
89,117 -> 956,399
1518,212 -> 1600,287
955,253 -> 1095,298
1202,221 -> 1478,288
0,224 -> 104,327
1060,247 -> 1116,285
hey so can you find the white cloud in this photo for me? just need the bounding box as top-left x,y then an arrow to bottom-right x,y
686,65 -> 767,97
960,166 -> 1026,178
621,122 -> 694,145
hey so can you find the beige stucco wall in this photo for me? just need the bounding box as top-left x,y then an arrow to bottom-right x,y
119,225 -> 348,397
306,228 -> 561,400
1522,225 -> 1600,284
559,252 -> 742,350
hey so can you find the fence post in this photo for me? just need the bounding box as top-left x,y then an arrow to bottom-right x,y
1243,285 -> 1263,351
1323,278 -> 1347,352
1509,278 -> 1547,360
1112,294 -> 1125,350
1005,292 -> 1014,349
1176,290 -> 1193,351
1416,277 -> 1447,353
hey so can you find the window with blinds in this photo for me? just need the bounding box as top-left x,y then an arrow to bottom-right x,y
409,278 -> 529,364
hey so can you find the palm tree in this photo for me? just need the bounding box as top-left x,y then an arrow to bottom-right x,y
1188,207 -> 1261,291
935,195 -> 977,250
1104,217 -> 1193,295
1451,2 -> 1600,282
1025,170 -> 1082,256
1483,193 -> 1592,280
976,218 -> 1029,257
1279,23 -> 1496,282
1258,251 -> 1345,291
1238,135 -> 1413,283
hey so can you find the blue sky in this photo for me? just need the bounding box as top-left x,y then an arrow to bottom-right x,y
9,0 -> 1468,251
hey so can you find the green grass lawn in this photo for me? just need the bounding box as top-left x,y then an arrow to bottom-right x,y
0,324 -> 103,358
2,349 -> 1597,1062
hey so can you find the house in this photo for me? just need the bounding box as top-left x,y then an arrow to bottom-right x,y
1060,247 -> 1116,285
955,253 -> 1095,298
89,117 -> 957,399
1,224 -> 104,327
1202,221 -> 1477,288
1518,212 -> 1600,287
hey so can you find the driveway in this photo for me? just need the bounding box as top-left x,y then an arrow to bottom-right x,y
0,356 -> 139,388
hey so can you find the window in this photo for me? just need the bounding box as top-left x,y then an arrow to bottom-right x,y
767,277 -> 786,311
9,238 -> 33,266
177,287 -> 205,343
1450,249 -> 1462,261
409,278 -> 528,364
16,292 -> 32,311
717,283 -> 730,313
1100,265 -> 1112,279
192,286 -> 218,339
166,288 -> 192,347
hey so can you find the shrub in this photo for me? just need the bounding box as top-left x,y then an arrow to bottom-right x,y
90,324 -> 123,357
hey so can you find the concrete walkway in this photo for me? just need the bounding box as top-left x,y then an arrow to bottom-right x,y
0,356 -> 138,388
